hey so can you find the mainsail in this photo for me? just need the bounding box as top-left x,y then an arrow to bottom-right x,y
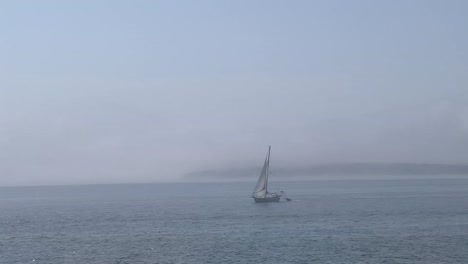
252,146 -> 271,198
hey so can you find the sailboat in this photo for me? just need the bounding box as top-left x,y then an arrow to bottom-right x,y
251,146 -> 283,203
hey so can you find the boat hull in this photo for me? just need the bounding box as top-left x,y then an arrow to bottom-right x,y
253,196 -> 281,203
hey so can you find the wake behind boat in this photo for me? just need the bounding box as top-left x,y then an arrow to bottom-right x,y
251,146 -> 284,203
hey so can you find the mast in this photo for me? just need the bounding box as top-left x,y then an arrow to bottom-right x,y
265,145 -> 271,194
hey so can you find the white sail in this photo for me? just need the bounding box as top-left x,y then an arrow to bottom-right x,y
252,146 -> 270,198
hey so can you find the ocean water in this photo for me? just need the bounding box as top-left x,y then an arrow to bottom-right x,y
1,178 -> 468,264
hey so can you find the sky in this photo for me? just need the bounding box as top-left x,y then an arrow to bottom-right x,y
1,0 -> 467,186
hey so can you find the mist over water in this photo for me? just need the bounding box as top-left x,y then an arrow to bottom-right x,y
1,1 -> 468,186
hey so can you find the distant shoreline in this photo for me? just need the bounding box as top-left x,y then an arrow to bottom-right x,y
1,175 -> 468,188
2,163 -> 467,187
185,163 -> 468,180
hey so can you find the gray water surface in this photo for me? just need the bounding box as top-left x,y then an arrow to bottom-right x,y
1,179 -> 468,263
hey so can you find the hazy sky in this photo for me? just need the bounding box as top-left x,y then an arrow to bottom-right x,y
1,1 -> 467,186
